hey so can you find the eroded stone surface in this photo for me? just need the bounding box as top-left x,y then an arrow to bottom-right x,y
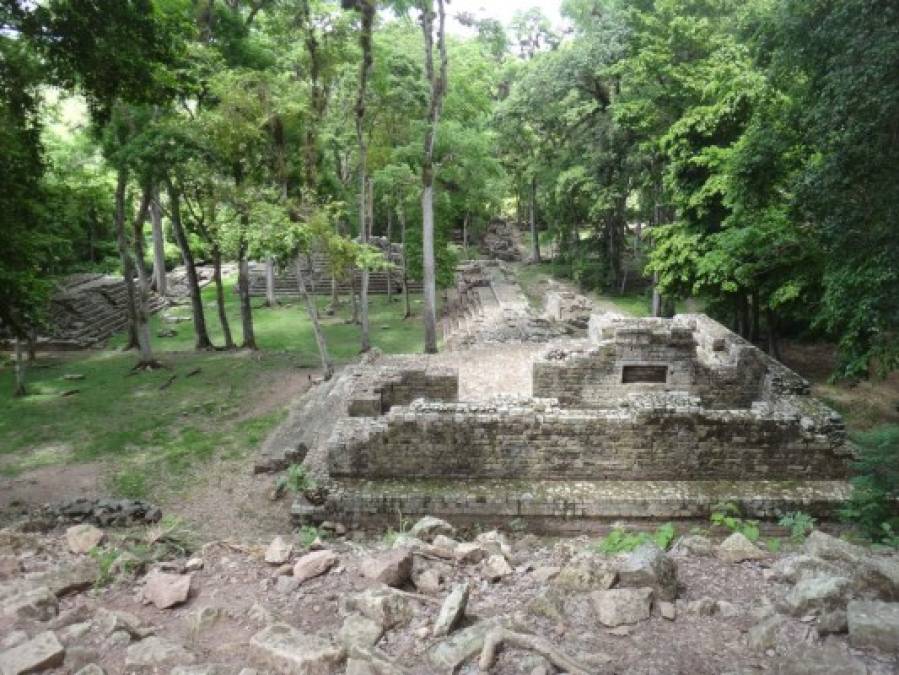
249,623 -> 344,674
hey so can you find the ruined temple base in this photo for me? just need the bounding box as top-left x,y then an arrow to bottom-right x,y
295,478 -> 851,533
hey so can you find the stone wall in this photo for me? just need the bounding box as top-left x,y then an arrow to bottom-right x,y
346,364 -> 458,417
328,393 -> 852,482
533,313 -> 808,409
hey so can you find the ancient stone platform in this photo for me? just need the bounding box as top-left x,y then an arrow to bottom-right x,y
259,264 -> 855,530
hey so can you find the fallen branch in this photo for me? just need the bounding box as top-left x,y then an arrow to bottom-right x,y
477,627 -> 592,675
159,375 -> 177,390
185,368 -> 202,378
391,588 -> 442,606
61,389 -> 80,397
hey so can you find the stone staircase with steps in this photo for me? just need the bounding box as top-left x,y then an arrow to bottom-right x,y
44,275 -> 167,348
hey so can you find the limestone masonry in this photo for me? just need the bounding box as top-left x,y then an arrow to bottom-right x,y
327,314 -> 851,483
260,266 -> 854,528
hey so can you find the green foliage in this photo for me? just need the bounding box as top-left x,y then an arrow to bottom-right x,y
89,546 -> 123,587
778,511 -> 816,542
766,538 -> 782,554
594,523 -> 677,555
710,502 -> 760,542
277,464 -> 317,495
298,525 -> 325,549
841,425 -> 899,542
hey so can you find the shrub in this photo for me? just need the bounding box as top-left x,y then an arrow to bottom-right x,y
594,523 -> 677,555
778,511 -> 817,542
841,425 -> 899,543
710,502 -> 760,542
277,464 -> 317,495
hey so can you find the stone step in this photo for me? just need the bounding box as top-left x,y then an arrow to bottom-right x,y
305,479 -> 852,533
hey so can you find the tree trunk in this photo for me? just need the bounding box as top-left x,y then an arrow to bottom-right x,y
213,247 -> 235,349
530,175 -> 540,263
400,208 -> 411,319
296,258 -> 333,380
750,290 -> 760,343
167,179 -> 213,350
350,274 -> 360,325
354,2 -> 375,354
27,326 -> 37,362
420,0 -> 448,355
386,208 -> 394,302
117,170 -> 157,366
463,211 -> 469,257
652,271 -> 662,317
13,336 -> 26,397
327,275 -> 339,315
766,308 -> 782,361
238,245 -> 257,350
150,191 -> 167,296
265,256 -> 278,307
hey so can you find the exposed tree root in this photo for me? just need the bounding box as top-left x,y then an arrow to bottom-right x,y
477,627 -> 593,675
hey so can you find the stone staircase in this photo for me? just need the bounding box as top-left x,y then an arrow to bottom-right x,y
441,261 -> 565,350
44,275 -> 165,348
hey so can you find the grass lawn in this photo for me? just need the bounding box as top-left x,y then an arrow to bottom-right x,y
109,277 -> 431,362
1,278 -> 430,499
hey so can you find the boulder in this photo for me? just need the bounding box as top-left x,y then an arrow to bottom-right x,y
784,575 -> 851,616
716,533 -> 766,564
125,637 -> 196,669
339,588 -> 413,630
433,582 -> 469,637
337,614 -> 384,651
773,643 -> 867,675
616,543 -> 678,601
554,562 -> 617,592
2,586 -> 58,622
671,535 -> 713,557
0,631 -> 65,675
65,524 -> 104,555
292,550 -> 338,584
482,555 -> 513,583
264,537 -> 293,565
854,556 -> 899,601
250,623 -> 344,674
747,614 -> 787,652
430,535 -> 459,555
658,601 -> 676,621
362,549 -> 413,588
408,517 -> 456,542
769,555 -> 842,584
527,588 -> 566,623
412,568 -> 442,594
531,566 -> 560,583
591,588 -> 654,627
803,531 -> 864,564
32,559 -> 99,596
93,607 -> 152,639
143,571 -> 192,609
847,600 -> 899,653
454,543 -> 489,565
474,531 -> 512,559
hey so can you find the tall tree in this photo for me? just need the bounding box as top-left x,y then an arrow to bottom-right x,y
419,0 -> 448,354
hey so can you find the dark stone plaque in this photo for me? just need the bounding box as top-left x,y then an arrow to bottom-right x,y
621,365 -> 668,384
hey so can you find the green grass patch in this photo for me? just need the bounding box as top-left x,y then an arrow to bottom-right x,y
0,351 -> 296,497
109,277 -> 430,360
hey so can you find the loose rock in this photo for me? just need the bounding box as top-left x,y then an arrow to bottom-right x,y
0,632 -> 65,675
292,550 -> 338,584
363,549 -> 413,588
716,532 -> 766,564
482,554 -> 513,583
264,537 -> 293,565
125,637 -> 196,669
616,543 -> 678,601
143,571 -> 192,609
591,588 -> 654,627
65,524 -> 105,555
847,600 -> 899,653
250,623 -> 345,674
433,582 -> 470,637
408,516 -> 456,542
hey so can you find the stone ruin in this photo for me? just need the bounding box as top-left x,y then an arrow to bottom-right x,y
246,237 -> 422,299
269,311 -> 854,531
480,219 -> 522,261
